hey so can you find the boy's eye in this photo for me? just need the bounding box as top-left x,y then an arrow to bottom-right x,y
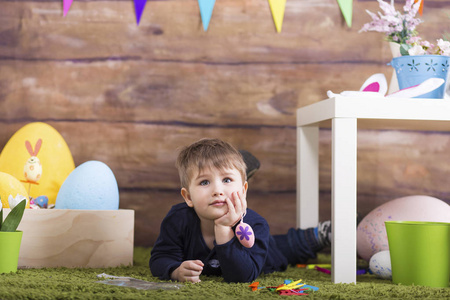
200,180 -> 209,186
223,178 -> 232,183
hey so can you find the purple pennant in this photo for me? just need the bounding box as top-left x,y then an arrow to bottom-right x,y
134,0 -> 147,25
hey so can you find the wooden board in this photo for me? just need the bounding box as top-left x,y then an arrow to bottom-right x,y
2,209 -> 134,268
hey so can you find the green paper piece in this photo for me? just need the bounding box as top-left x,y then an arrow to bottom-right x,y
337,0 -> 353,27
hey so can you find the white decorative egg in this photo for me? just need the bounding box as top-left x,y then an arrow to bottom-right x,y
369,250 -> 392,280
55,161 -> 119,210
357,195 -> 450,261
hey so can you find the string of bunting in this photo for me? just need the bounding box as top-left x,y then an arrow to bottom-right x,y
62,0 -> 425,31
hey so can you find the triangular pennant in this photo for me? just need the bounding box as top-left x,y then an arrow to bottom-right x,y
414,0 -> 424,15
268,0 -> 286,33
134,0 -> 147,25
63,0 -> 73,17
336,0 -> 353,27
198,0 -> 216,31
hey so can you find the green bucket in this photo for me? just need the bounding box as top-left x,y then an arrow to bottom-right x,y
0,231 -> 23,274
385,221 -> 450,287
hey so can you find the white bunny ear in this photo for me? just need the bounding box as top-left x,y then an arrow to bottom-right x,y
359,73 -> 388,95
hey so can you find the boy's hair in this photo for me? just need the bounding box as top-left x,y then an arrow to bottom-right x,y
176,138 -> 247,189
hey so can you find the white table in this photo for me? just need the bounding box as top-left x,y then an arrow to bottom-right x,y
296,96 -> 450,284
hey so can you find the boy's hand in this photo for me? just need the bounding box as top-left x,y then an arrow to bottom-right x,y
171,260 -> 204,283
214,191 -> 247,244
215,191 -> 246,227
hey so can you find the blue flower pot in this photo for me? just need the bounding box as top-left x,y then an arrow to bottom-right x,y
390,55 -> 450,98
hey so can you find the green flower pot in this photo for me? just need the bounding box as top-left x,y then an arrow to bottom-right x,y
0,231 -> 23,274
385,221 -> 450,288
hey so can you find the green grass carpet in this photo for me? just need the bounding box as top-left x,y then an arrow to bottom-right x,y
0,248 -> 448,299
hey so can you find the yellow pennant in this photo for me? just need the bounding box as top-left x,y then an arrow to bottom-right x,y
268,0 -> 286,33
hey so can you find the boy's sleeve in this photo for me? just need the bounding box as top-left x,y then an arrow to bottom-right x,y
214,217 -> 271,283
149,211 -> 185,280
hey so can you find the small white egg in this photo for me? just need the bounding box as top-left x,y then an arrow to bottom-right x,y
369,250 -> 392,280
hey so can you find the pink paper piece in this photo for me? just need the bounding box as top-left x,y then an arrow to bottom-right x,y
359,73 -> 387,95
134,0 -> 147,25
63,0 -> 73,17
362,82 -> 380,92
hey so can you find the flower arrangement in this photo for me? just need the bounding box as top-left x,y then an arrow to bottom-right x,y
359,0 -> 422,44
360,0 -> 450,56
0,195 -> 26,232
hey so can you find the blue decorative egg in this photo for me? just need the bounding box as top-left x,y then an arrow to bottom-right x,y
55,161 -> 119,210
34,195 -> 49,208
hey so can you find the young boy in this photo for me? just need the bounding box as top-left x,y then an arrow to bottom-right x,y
150,138 -> 330,283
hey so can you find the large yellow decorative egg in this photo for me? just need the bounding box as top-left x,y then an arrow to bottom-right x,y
0,172 -> 30,208
0,123 -> 75,206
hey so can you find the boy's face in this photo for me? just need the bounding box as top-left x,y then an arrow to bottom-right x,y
181,166 -> 248,223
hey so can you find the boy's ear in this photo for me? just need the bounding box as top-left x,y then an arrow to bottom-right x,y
181,188 -> 194,207
243,181 -> 248,196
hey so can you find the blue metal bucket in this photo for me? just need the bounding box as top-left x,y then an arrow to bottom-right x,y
390,55 -> 450,98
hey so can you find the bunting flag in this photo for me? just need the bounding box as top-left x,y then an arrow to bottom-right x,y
336,0 -> 352,27
268,0 -> 286,33
414,0 -> 424,15
134,0 -> 147,25
63,0 -> 73,16
198,0 -> 216,31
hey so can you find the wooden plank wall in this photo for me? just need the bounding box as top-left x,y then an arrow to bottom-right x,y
1,0 -> 450,247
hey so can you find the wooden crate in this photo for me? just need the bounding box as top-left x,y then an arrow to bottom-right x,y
2,209 -> 134,268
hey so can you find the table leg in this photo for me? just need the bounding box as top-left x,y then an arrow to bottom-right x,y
331,118 -> 357,284
297,125 -> 319,229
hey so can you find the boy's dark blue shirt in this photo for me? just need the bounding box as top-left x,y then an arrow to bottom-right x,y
150,202 -> 288,283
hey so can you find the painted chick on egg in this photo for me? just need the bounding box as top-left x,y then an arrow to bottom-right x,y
23,139 -> 43,183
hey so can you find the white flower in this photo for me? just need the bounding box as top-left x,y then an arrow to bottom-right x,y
437,39 -> 450,56
8,194 -> 27,210
408,44 -> 427,55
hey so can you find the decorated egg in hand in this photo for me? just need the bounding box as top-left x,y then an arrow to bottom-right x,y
235,221 -> 255,248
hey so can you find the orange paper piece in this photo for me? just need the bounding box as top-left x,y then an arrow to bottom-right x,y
268,0 -> 286,33
248,282 -> 259,291
414,0 -> 424,15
